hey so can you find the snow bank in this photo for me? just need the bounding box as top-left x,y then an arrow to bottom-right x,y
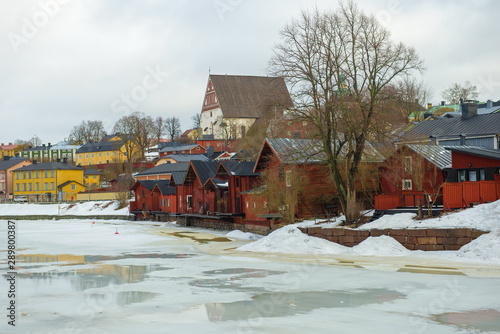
359,200 -> 500,232
457,229 -> 500,262
238,224 -> 348,255
351,236 -> 410,256
226,230 -> 262,241
0,201 -> 129,216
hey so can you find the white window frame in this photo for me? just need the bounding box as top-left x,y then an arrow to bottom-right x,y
404,156 -> 412,172
402,179 -> 412,190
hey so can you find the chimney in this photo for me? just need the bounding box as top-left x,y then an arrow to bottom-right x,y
441,101 -> 445,106
487,99 -> 493,108
8,142 -> 12,145
427,103 -> 432,110
63,157 -> 68,164
3,156 -> 9,161
459,134 -> 465,146
56,158 -> 61,163
33,160 -> 37,164
462,101 -> 478,120
48,143 -> 51,148
429,135 -> 436,145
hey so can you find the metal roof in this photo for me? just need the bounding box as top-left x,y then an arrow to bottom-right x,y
135,162 -> 189,176
403,113 -> 500,141
445,146 -> 500,161
0,157 -> 29,171
187,161 -> 220,185
160,154 -> 210,163
219,161 -> 258,176
406,144 -> 452,170
153,180 -> 176,195
159,144 -> 201,153
76,141 -> 124,153
264,138 -> 384,164
12,162 -> 83,172
171,171 -> 187,185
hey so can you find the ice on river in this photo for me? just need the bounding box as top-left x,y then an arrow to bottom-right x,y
0,219 -> 499,333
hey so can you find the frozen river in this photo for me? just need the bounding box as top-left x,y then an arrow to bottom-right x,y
1,220 -> 500,333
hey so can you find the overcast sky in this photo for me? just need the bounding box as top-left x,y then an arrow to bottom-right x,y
1,0 -> 499,145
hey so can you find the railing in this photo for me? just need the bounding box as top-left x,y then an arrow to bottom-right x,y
443,180 -> 500,211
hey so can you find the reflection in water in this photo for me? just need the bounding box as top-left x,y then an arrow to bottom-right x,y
90,291 -> 160,306
433,309 -> 500,332
191,268 -> 283,293
169,232 -> 231,244
205,289 -> 405,322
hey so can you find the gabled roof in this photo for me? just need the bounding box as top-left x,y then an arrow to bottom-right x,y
84,169 -> 101,176
58,180 -> 84,189
135,162 -> 189,177
12,162 -> 83,172
76,140 -> 124,153
159,144 -> 203,153
256,138 -> 383,171
216,161 -> 259,177
445,146 -> 500,161
209,75 -> 294,118
152,180 -> 176,195
159,154 -> 210,163
402,113 -> 500,141
0,143 -> 18,150
131,180 -> 158,191
204,177 -> 229,189
171,171 -> 187,185
183,161 -> 219,185
0,157 -> 29,171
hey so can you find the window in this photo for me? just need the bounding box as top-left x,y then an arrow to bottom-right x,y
99,161 -> 101,164
16,184 -> 19,192
85,154 -> 89,159
196,147 -> 200,150
402,179 -> 412,190
114,152 -> 117,156
91,153 -> 94,158
36,171 -> 39,178
45,183 -> 48,190
236,177 -> 240,188
93,175 -> 96,179
28,171 -> 31,179
28,183 -> 32,191
23,171 -> 26,179
45,170 -> 48,178
285,170 -> 292,187
98,152 -> 101,157
404,156 -> 412,172
36,183 -> 39,191
246,202 -> 249,208
71,184 -> 76,190
106,160 -> 109,163
106,152 -> 109,157
51,182 -> 54,190
16,172 -> 19,180
480,169 -> 485,181
50,170 -> 54,177
78,154 -> 82,159
469,170 -> 477,182
88,162 -> 91,165
458,170 -> 466,182
23,183 -> 26,191
187,195 -> 192,209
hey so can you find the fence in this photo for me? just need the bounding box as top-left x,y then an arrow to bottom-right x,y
443,180 -> 500,211
375,191 -> 428,210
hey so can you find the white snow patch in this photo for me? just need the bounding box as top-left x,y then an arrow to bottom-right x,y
0,201 -> 129,216
457,229 -> 500,262
238,224 -> 348,255
352,236 -> 410,256
226,230 -> 262,241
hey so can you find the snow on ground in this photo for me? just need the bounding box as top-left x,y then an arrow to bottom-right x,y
225,230 -> 262,241
238,200 -> 500,264
359,200 -> 500,231
0,201 -> 129,216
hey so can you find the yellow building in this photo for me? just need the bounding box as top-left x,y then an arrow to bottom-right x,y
0,143 -> 22,158
84,169 -> 101,190
12,161 -> 85,202
75,139 -> 139,166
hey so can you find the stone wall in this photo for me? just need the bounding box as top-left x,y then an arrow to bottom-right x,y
176,216 -> 271,235
298,227 -> 488,251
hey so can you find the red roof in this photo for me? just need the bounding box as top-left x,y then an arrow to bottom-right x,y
0,144 -> 18,150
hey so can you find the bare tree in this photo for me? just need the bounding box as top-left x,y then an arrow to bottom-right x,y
165,116 -> 181,141
269,2 -> 424,221
394,75 -> 433,120
152,116 -> 166,147
191,113 -> 201,129
69,120 -> 106,144
113,112 -> 155,164
441,81 -> 479,104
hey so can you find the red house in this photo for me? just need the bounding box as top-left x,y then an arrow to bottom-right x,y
158,144 -> 207,158
176,161 -> 219,214
442,147 -> 500,210
376,144 -> 450,210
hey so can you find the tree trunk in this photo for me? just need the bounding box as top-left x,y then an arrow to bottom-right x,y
345,187 -> 359,223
